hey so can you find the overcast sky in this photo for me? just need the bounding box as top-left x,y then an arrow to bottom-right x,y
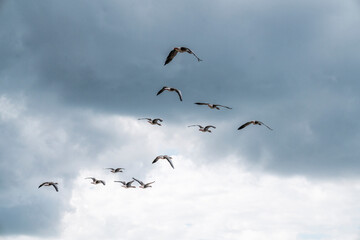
1,0 -> 360,239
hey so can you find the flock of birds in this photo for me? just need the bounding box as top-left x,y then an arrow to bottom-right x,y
38,47 -> 272,192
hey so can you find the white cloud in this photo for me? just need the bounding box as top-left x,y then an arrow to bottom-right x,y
58,158 -> 360,240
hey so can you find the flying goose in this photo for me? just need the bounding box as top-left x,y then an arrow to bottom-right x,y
238,121 -> 273,131
138,118 -> 163,126
85,177 -> 106,185
105,168 -> 125,173
152,155 -> 174,169
157,86 -> 183,101
188,125 -> 216,133
164,47 -> 202,65
194,102 -> 232,110
38,182 -> 58,192
132,177 -> 155,189
114,180 -> 136,188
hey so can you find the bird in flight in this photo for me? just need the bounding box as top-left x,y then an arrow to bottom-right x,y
157,86 -> 183,101
152,155 -> 174,169
237,121 -> 273,131
194,102 -> 232,110
85,177 -> 106,185
164,47 -> 202,65
114,180 -> 136,188
105,168 -> 125,173
132,177 -> 155,189
188,125 -> 216,133
38,182 -> 58,192
138,118 -> 163,126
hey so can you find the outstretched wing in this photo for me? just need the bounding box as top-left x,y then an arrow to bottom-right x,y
174,88 -> 183,101
259,121 -> 273,130
145,181 -> 155,187
188,125 -> 202,128
132,177 -> 144,186
166,158 -> 175,169
114,181 -> 126,185
238,121 -> 252,130
154,118 -> 163,122
85,177 -> 96,181
115,168 -> 124,172
38,182 -> 48,189
157,87 -> 167,96
182,47 -> 202,62
152,156 -> 161,164
164,49 -> 178,65
138,118 -> 151,121
191,52 -> 202,62
51,183 -> 59,192
215,104 -> 232,109
194,102 -> 209,106
204,125 -> 216,131
99,180 -> 106,185
127,180 -> 135,187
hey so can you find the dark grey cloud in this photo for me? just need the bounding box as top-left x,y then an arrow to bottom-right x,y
1,0 -> 359,168
0,196 -> 67,236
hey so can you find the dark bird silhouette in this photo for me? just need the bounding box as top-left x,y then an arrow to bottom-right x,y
157,86 -> 183,101
195,102 -> 232,110
132,178 -> 155,189
188,125 -> 216,133
85,177 -> 106,185
114,180 -> 136,188
105,168 -> 125,173
38,182 -> 58,192
138,118 -> 163,126
164,47 -> 202,65
237,121 -> 273,131
152,155 -> 174,169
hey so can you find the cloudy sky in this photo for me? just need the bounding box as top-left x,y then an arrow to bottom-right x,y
1,0 -> 360,239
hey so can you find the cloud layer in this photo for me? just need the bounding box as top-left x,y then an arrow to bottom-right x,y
1,0 -> 360,238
